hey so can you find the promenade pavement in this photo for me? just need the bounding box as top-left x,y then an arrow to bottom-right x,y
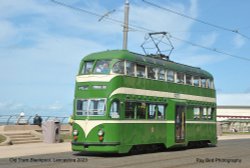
0,142 -> 71,159
0,134 -> 250,159
218,134 -> 250,140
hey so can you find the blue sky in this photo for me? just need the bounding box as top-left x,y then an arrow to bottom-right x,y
0,0 -> 250,117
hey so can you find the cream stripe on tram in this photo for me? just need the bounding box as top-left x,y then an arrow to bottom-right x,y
76,75 -> 216,103
109,87 -> 216,103
76,74 -> 119,82
74,120 -> 216,137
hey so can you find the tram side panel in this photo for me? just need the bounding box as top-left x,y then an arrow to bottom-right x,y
185,104 -> 217,145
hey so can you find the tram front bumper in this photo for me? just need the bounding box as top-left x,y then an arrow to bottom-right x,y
71,141 -> 121,153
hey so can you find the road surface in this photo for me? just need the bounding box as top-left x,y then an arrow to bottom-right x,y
0,139 -> 249,168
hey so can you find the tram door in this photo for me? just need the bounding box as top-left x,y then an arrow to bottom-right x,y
175,105 -> 186,143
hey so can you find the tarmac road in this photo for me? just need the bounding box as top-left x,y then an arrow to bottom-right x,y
0,139 -> 249,168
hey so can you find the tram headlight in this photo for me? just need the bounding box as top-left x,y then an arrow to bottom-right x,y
97,129 -> 104,136
73,130 -> 78,136
98,129 -> 104,141
72,130 -> 78,141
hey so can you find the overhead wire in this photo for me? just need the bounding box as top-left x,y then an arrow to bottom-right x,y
170,35 -> 250,61
50,0 -> 250,62
142,0 -> 250,40
51,0 -> 139,32
50,0 -> 148,32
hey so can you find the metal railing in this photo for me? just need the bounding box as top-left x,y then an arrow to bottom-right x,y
0,114 -> 69,125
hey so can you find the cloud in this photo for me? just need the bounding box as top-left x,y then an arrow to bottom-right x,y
0,0 -> 44,19
0,100 -> 71,117
175,53 -> 225,66
233,34 -> 245,48
0,101 -> 26,115
244,87 -> 250,93
0,1 -> 107,117
173,32 -> 226,66
0,35 -> 105,85
0,0 -> 201,116
198,32 -> 218,47
0,101 -> 24,111
127,0 -> 198,52
48,101 -> 64,110
0,20 -> 17,44
0,0 -> 199,52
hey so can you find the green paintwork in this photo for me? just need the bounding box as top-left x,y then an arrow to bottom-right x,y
80,50 -> 213,79
72,50 -> 217,153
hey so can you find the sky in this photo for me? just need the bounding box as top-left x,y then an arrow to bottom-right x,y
0,0 -> 250,117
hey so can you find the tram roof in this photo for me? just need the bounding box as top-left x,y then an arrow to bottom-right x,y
82,50 -> 213,79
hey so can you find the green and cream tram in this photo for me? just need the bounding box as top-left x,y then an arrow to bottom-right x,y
71,50 -> 217,153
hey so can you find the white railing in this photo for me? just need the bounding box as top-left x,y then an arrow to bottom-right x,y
0,114 -> 69,125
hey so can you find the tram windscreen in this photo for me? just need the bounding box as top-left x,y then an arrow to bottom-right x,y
93,60 -> 111,74
81,61 -> 94,74
76,99 -> 106,116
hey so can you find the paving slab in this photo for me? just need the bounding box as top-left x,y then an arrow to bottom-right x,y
218,134 -> 250,140
0,142 -> 71,159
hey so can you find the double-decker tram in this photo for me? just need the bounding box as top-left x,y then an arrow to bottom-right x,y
71,50 -> 217,153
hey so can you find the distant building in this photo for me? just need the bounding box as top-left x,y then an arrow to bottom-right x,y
217,106 -> 250,133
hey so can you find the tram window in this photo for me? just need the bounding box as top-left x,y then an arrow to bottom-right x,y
112,61 -> 124,74
157,105 -> 165,119
76,100 -> 88,116
136,64 -> 146,78
193,107 -> 200,119
125,102 -> 136,119
193,76 -> 200,87
202,107 -> 207,119
126,61 -> 135,76
209,108 -> 215,119
211,108 -> 215,119
136,102 -> 146,119
89,99 -> 105,115
167,70 -> 174,82
207,79 -> 211,88
186,74 -> 192,85
158,68 -> 165,81
201,78 -> 207,88
76,99 -> 106,116
148,104 -> 156,119
93,60 -> 111,74
207,108 -> 212,119
148,104 -> 164,119
110,101 -> 120,119
176,72 -> 184,84
81,61 -> 94,74
147,67 -> 157,79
